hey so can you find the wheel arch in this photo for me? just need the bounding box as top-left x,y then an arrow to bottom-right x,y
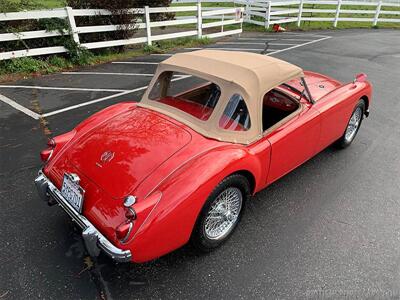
360,95 -> 369,116
231,169 -> 256,195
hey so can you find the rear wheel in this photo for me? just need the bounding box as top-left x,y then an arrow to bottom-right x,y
335,99 -> 365,149
191,174 -> 250,252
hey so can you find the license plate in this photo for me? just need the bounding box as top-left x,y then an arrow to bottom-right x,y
61,174 -> 84,213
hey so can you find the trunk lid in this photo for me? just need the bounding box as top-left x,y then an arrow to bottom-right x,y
66,107 -> 192,199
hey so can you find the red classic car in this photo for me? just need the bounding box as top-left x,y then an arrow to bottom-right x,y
35,50 -> 372,263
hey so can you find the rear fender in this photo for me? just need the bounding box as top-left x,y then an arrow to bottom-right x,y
128,145 -> 263,263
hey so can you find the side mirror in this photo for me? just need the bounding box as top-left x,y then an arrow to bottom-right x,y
354,73 -> 367,83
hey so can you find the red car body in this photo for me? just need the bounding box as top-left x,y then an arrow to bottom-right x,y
35,51 -> 372,263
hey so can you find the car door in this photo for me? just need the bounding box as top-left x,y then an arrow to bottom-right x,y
312,88 -> 360,151
265,102 -> 321,185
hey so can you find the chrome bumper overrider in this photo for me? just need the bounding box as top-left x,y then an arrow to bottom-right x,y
34,170 -> 132,262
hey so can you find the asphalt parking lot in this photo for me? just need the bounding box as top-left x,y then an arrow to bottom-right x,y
1,29 -> 400,299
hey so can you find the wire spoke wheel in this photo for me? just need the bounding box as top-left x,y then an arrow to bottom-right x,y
345,107 -> 362,142
204,187 -> 243,240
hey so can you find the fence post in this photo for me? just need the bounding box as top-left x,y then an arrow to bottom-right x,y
245,0 -> 250,22
65,6 -> 80,44
197,1 -> 202,38
265,1 -> 271,29
333,0 -> 342,27
144,6 -> 152,46
297,0 -> 304,27
373,0 -> 382,26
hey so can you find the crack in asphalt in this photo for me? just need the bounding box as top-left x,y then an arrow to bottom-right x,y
30,90 -> 52,137
85,258 -> 111,300
29,90 -> 108,299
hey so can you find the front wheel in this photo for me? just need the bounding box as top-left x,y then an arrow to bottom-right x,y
335,99 -> 365,149
190,174 -> 250,252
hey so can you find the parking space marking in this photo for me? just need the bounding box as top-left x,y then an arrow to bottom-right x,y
0,93 -> 41,119
217,42 -> 300,46
185,47 -> 277,52
61,72 -> 186,78
238,37 -> 316,42
280,32 -> 331,38
111,62 -> 159,65
266,36 -> 331,56
42,75 -> 191,118
41,89 -> 138,118
0,85 -> 130,92
61,71 -> 156,77
151,53 -> 173,56
5,33 -> 332,119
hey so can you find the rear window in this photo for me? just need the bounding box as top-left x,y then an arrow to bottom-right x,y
148,71 -> 221,121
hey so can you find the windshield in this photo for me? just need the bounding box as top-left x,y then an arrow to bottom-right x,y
148,71 -> 221,121
279,77 -> 313,103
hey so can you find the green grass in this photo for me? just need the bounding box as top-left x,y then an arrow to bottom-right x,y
0,37 -> 213,80
5,0 -> 65,10
34,0 -> 65,9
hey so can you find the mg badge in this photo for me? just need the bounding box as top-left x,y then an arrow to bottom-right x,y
97,151 -> 114,167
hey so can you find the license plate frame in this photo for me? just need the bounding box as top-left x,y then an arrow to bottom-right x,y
61,173 -> 85,213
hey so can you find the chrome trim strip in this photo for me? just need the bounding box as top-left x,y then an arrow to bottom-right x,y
120,221 -> 133,244
34,170 -> 132,263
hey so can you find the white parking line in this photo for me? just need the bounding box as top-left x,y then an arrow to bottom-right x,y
151,53 -> 173,56
217,42 -> 300,46
42,75 -> 191,118
266,36 -> 331,56
111,62 -> 159,65
61,72 -> 155,77
61,71 -> 187,78
237,37 -> 315,42
0,93 -> 41,119
11,34 -> 332,119
0,85 -> 129,92
185,47 -> 277,52
279,32 -> 331,38
41,89 -> 139,118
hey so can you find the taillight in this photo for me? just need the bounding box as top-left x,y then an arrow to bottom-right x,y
125,207 -> 137,220
115,195 -> 138,243
124,195 -> 137,220
39,130 -> 76,164
40,148 -> 53,163
116,192 -> 162,243
116,221 -> 133,243
47,138 -> 56,148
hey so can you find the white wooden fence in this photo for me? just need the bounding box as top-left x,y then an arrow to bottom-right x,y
173,0 -> 400,28
0,4 -> 244,60
2,0 -> 400,60
244,0 -> 400,28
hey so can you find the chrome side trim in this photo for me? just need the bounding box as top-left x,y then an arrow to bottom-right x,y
34,170 -> 132,263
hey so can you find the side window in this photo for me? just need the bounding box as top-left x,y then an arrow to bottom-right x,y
262,89 -> 299,131
219,94 -> 251,131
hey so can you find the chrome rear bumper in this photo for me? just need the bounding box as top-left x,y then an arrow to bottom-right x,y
34,170 -> 132,263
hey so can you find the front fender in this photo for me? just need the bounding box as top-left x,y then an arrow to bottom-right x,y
128,144 -> 266,263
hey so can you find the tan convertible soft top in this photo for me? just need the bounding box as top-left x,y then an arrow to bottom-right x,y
139,50 -> 304,144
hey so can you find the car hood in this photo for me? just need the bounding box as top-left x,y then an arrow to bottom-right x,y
304,71 -> 342,101
66,107 -> 192,199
